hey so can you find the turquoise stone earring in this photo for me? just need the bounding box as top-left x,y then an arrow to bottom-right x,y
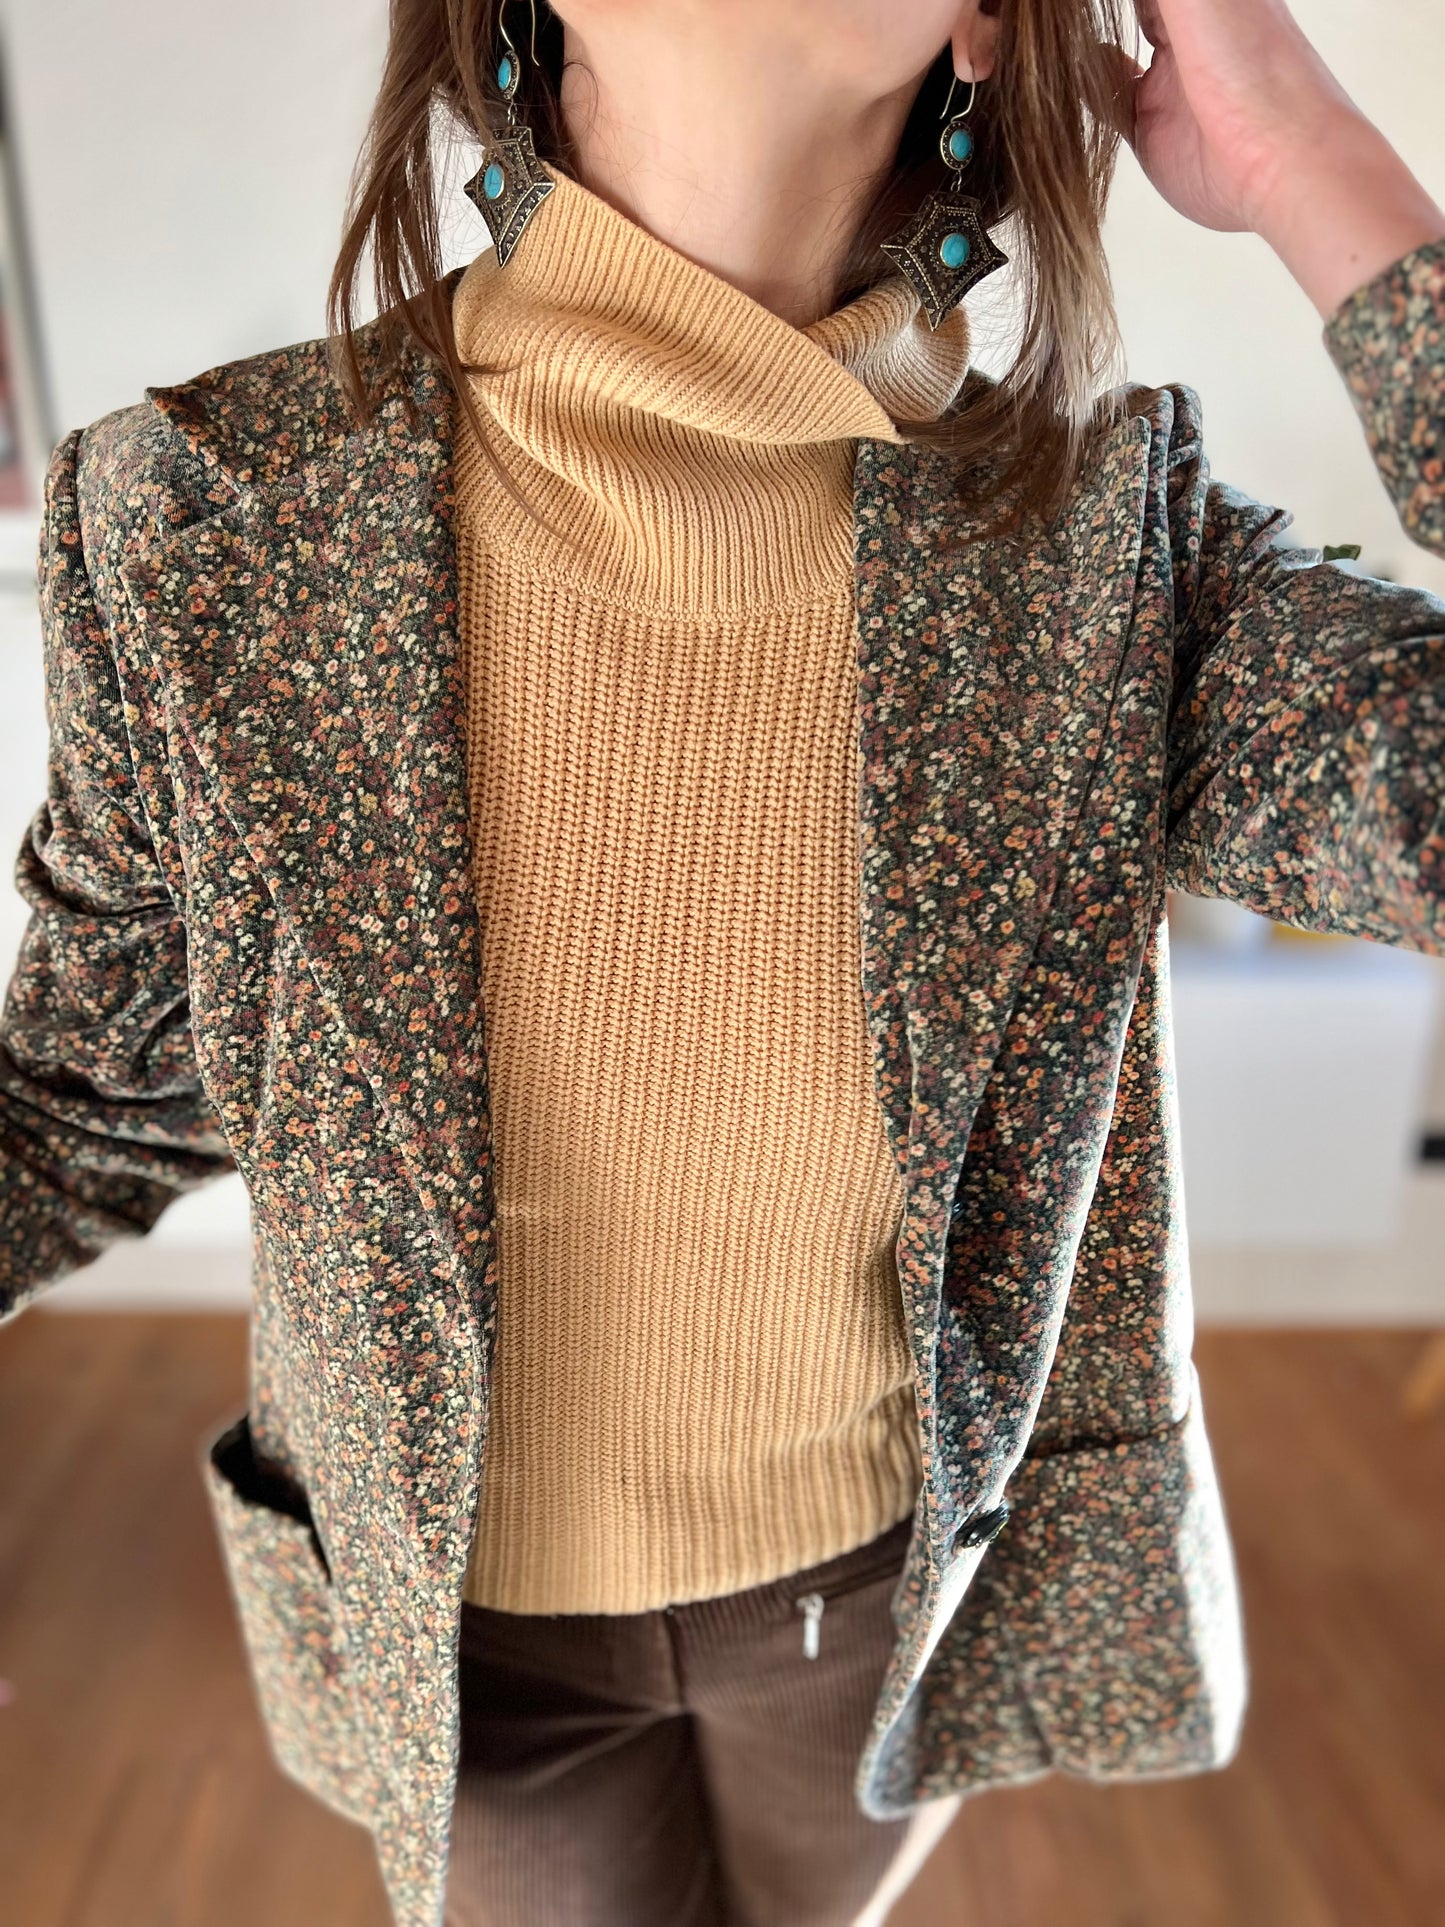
880,71 -> 1008,329
463,0 -> 555,266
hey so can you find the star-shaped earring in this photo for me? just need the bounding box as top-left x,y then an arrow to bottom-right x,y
463,10 -> 556,267
880,191 -> 1009,330
880,79 -> 1008,330
464,125 -> 556,269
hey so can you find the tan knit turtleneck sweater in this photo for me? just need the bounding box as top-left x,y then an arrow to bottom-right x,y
452,159 -> 972,1615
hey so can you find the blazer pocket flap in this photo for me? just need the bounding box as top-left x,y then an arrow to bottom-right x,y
200,1410 -> 380,1827
992,1390 -> 1247,1780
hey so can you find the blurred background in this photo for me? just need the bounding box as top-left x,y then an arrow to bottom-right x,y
0,2 -> 1441,1924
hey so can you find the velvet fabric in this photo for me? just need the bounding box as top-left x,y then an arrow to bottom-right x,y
3,239 -> 1443,1926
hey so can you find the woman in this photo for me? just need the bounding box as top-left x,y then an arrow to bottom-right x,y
1,0 -> 1441,1922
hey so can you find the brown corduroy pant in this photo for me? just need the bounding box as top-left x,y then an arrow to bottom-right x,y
442,1510 -> 963,1926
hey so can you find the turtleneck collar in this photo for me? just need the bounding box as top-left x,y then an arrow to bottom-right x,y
451,158 -> 971,615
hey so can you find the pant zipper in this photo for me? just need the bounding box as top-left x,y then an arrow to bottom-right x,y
796,1591 -> 825,1659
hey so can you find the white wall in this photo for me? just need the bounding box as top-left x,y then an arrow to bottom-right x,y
1,0 -> 1444,1315
0,0 -> 389,433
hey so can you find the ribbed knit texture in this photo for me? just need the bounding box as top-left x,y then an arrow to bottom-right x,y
452,159 -> 972,1613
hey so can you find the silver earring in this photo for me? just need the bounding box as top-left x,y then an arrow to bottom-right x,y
879,67 -> 1008,330
463,0 -> 556,266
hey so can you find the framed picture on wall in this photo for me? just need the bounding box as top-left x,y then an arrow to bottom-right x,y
0,33 -> 52,518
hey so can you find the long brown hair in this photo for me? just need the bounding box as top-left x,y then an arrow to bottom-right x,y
328,0 -> 1134,539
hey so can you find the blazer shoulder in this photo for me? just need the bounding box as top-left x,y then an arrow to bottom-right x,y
143,328 -> 366,492
71,390 -> 229,570
71,290 -> 455,559
1112,379 -> 1207,474
1105,380 -> 1217,565
62,336 -> 331,571
75,328 -> 347,532
139,274 -> 463,499
63,327 -> 363,638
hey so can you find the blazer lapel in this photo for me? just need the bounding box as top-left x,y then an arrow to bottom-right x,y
113,315 -> 1150,1572
115,340 -> 497,1286
852,415 -> 1151,1540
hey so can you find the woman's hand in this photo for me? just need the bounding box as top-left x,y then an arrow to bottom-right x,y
1117,0 -> 1445,318
1124,0 -> 1353,236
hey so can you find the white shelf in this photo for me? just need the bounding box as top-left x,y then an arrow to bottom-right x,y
1170,935 -> 1441,1249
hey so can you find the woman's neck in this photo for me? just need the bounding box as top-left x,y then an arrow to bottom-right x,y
555,12 -> 926,330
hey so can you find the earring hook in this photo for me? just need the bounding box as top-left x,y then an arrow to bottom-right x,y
497,0 -> 539,65
941,68 -> 978,121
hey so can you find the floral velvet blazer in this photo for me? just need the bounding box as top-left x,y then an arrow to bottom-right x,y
3,237 -> 1444,1927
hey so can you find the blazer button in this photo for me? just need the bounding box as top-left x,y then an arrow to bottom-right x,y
950,1501 -> 1011,1555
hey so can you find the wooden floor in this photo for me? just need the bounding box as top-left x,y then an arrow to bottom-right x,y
0,1319 -> 1441,1926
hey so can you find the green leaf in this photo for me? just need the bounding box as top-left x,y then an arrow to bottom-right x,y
1322,543 -> 1362,562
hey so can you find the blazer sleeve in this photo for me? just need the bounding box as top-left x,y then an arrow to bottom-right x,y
1163,236 -> 1445,949
0,427 -> 236,1324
